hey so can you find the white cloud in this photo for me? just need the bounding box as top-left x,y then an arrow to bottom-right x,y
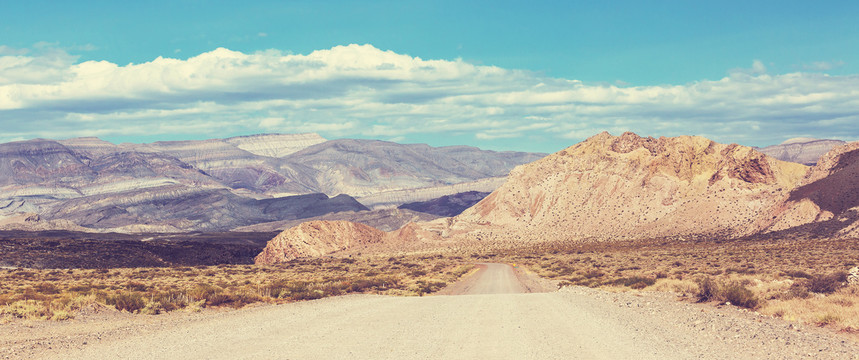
0,44 -> 858,150
803,60 -> 845,71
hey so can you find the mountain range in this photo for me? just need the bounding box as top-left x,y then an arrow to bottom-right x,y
0,134 -> 544,232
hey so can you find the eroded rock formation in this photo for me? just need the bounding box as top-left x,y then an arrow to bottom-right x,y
255,221 -> 386,264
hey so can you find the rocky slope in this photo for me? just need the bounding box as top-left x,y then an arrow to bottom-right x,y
233,208 -> 440,233
767,141 -> 859,237
756,138 -> 846,165
254,221 -> 386,264
449,132 -> 809,241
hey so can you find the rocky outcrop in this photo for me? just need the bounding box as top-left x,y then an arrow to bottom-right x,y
450,132 -> 809,241
757,138 -> 846,165
768,141 -> 859,237
255,221 -> 386,264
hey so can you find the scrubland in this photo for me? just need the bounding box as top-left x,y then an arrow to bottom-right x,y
496,235 -> 859,333
0,255 -> 473,322
4,234 -> 859,336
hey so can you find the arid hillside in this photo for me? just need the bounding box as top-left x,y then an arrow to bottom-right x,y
254,221 -> 387,264
449,132 -> 808,241
768,141 -> 859,237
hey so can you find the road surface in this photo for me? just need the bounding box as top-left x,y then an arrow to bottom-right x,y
19,263 -> 859,359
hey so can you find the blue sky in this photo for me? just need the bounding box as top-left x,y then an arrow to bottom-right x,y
1,1 -> 858,152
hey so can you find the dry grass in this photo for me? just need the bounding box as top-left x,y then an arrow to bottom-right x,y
493,236 -> 859,332
0,255 -> 474,321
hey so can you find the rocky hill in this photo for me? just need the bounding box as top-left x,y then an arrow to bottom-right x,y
449,132 -> 808,241
255,221 -> 387,264
767,141 -> 859,237
756,138 -> 846,165
251,133 -> 859,263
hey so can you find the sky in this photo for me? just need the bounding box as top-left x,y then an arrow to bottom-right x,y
1,1 -> 858,153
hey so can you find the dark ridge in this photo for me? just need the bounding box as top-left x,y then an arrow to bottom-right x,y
0,230 -> 277,269
398,191 -> 490,217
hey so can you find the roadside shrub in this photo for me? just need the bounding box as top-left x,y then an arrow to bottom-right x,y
779,282 -> 811,300
695,277 -> 759,309
413,280 -> 447,296
807,272 -> 847,294
106,292 -> 145,313
612,276 -> 656,289
1,300 -> 52,319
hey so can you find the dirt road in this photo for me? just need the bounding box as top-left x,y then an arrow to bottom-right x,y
16,263 -> 859,359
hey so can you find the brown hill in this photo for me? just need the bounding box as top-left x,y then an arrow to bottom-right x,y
449,132 -> 808,241
768,141 -> 859,237
255,221 -> 386,264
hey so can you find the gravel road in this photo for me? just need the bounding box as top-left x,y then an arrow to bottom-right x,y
13,263 -> 859,359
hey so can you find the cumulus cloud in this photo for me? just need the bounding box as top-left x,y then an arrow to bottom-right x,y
0,44 -> 858,151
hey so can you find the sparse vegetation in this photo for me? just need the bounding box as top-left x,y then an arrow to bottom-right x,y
494,235 -> 859,333
0,255 -> 474,321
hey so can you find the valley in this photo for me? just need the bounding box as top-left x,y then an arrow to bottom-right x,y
2,132 -> 858,359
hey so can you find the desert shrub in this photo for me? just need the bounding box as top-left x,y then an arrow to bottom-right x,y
807,272 -> 847,294
779,282 -> 811,300
124,281 -> 149,292
151,292 -> 189,311
410,269 -> 427,277
106,292 -> 145,313
784,270 -> 812,279
816,313 -> 841,327
413,280 -> 447,296
695,277 -> 759,309
612,276 -> 656,289
188,284 -> 223,302
1,300 -> 52,319
451,265 -> 473,278
582,269 -> 604,279
33,282 -> 60,294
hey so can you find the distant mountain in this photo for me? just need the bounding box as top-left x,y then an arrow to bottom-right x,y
282,139 -> 546,197
398,191 -> 490,217
756,138 -> 846,165
0,134 -> 543,232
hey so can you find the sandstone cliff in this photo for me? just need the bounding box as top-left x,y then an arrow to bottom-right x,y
450,132 -> 809,241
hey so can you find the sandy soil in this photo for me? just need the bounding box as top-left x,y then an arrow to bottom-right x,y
4,264 -> 859,359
